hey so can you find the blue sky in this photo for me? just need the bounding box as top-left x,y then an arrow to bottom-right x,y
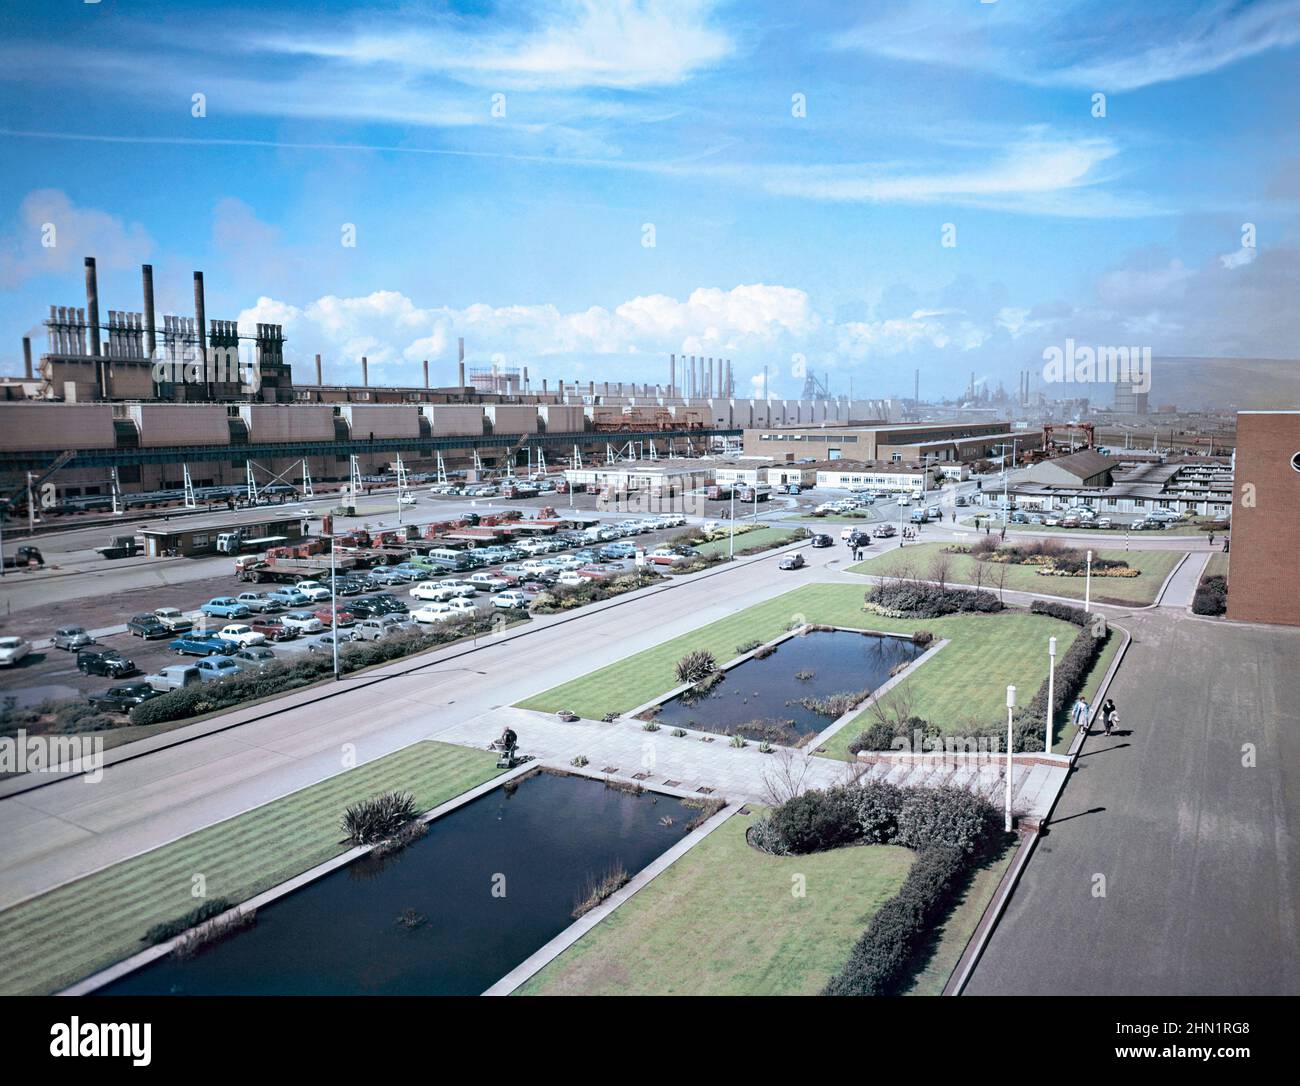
1,0 -> 1297,399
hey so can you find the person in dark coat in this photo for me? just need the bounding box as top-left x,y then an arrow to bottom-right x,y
1102,698 -> 1118,737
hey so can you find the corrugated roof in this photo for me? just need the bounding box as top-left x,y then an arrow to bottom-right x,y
1035,449 -> 1115,480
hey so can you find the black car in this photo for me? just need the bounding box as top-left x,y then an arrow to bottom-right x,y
346,597 -> 382,618
77,649 -> 139,678
87,682 -> 160,712
126,614 -> 171,639
810,534 -> 834,548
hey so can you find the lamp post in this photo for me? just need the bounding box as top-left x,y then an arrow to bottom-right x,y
1005,684 -> 1016,832
330,534 -> 340,681
729,487 -> 736,560
1084,549 -> 1093,612
1045,637 -> 1057,755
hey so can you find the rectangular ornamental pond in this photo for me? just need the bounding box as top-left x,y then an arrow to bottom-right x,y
101,770 -> 697,996
647,629 -> 924,743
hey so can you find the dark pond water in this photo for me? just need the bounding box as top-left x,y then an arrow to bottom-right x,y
649,629 -> 923,741
103,771 -> 695,996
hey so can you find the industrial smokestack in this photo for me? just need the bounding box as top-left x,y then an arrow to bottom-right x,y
22,336 -> 33,380
458,337 -> 465,388
361,356 -> 369,386
670,353 -> 676,397
315,353 -> 322,384
423,359 -> 429,388
84,258 -> 102,358
522,365 -> 529,392
193,271 -> 208,394
141,264 -> 156,359
707,357 -> 714,399
726,359 -> 733,398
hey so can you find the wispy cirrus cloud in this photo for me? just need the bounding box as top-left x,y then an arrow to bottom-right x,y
833,0 -> 1300,91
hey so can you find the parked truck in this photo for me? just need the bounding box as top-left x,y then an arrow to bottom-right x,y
234,552 -> 363,583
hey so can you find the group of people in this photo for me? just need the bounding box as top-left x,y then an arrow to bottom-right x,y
1070,696 -> 1120,738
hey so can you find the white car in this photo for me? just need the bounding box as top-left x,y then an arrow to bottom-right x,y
467,572 -> 510,592
493,590 -> 530,609
551,556 -> 585,571
399,493 -> 417,505
411,603 -> 454,623
0,636 -> 31,666
218,624 -> 267,647
281,611 -> 325,633
293,580 -> 332,602
410,580 -> 459,602
557,571 -> 589,587
445,598 -> 478,615
437,580 -> 479,598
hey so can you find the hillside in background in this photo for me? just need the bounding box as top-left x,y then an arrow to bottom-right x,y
1147,357 -> 1300,411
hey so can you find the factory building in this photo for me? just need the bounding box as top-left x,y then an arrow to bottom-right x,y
743,421 -> 1041,464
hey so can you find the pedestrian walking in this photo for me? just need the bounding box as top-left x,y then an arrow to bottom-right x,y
1070,695 -> 1090,737
999,525 -> 1006,541
1223,537 -> 1230,553
950,511 -> 956,523
1208,532 -> 1215,546
1101,698 -> 1118,737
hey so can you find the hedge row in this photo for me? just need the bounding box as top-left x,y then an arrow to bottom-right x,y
865,582 -> 1003,618
750,782 -> 1002,996
1028,599 -> 1091,626
129,612 -> 527,728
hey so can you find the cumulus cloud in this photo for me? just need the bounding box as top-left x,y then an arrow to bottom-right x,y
0,189 -> 153,289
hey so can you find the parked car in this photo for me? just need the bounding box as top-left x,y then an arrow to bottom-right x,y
441,598 -> 478,616
126,614 -> 171,639
144,663 -> 202,691
0,636 -> 32,666
52,626 -> 96,652
364,593 -> 408,614
77,648 -> 139,678
194,656 -> 245,681
1096,517 -> 1113,529
293,580 -> 332,602
307,631 -> 354,653
235,592 -> 283,614
218,623 -> 267,647
267,587 -> 310,608
233,646 -> 278,669
353,615 -> 415,640
410,603 -> 454,623
872,525 -> 896,538
152,608 -> 193,633
87,682 -> 161,712
468,572 -> 510,592
312,605 -> 355,628
249,617 -> 296,642
281,611 -> 325,634
778,553 -> 806,570
169,632 -> 238,657
493,590 -> 530,610
201,597 -> 251,619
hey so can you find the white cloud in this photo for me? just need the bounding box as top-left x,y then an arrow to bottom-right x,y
0,189 -> 153,289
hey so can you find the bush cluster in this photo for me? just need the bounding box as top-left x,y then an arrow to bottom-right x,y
1192,574 -> 1228,616
1,699 -> 121,740
865,581 -> 1003,618
129,612 -> 522,728
142,898 -> 234,945
1028,599 -> 1091,626
675,649 -> 717,685
342,790 -> 418,845
530,570 -> 661,612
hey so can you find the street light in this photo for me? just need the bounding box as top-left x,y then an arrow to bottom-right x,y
1084,549 -> 1093,612
729,487 -> 736,560
330,534 -> 340,681
1005,684 -> 1016,832
1044,637 -> 1057,755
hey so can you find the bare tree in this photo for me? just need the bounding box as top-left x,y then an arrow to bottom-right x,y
760,747 -> 816,806
995,560 -> 1009,604
928,552 -> 952,591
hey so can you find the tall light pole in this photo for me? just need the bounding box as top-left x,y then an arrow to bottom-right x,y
1005,684 -> 1016,832
1045,637 -> 1057,754
330,534 -> 340,681
729,487 -> 736,560
1084,549 -> 1093,612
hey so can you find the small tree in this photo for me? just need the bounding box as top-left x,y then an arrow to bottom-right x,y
675,649 -> 717,685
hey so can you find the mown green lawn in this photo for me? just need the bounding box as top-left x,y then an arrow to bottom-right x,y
847,541 -> 1180,606
692,525 -> 802,558
0,741 -> 501,995
516,806 -> 914,996
517,584 -> 1087,748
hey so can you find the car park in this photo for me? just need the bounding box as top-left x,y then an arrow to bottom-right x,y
233,646 -> 278,669
77,648 -> 139,678
52,626 -> 96,652
201,597 -> 251,619
87,682 -> 161,712
281,611 -> 325,634
778,553 -> 806,570
127,614 -> 171,639
0,636 -> 32,666
218,624 -> 267,647
194,656 -> 245,681
152,608 -> 193,633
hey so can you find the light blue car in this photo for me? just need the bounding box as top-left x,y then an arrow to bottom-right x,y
201,597 -> 251,619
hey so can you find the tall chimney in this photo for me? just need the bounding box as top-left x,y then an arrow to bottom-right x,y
192,271 -> 208,395
458,337 -> 466,388
669,353 -> 676,397
84,258 -> 102,358
141,264 -> 156,359
423,359 -> 429,388
315,353 -> 322,384
361,356 -> 369,386
522,365 -> 529,392
542,378 -> 548,394
22,336 -> 33,380
707,357 -> 714,399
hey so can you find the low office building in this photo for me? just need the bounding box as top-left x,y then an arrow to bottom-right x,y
744,420 -> 1041,464
813,460 -> 941,492
1226,410 -> 1300,626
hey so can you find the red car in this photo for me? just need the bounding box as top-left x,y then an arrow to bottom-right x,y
314,606 -> 356,627
250,618 -> 297,642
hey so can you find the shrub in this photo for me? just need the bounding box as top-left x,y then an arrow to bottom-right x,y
894,787 -> 1000,855
670,727 -> 687,737
735,640 -> 762,655
1029,599 -> 1091,626
343,790 -> 418,845
823,846 -> 969,996
766,787 -> 861,853
912,629 -> 934,647
1192,574 -> 1228,616
675,649 -> 717,685
848,715 -> 940,754
142,898 -> 233,945
849,781 -> 906,843
747,816 -> 789,855
866,581 -> 1002,618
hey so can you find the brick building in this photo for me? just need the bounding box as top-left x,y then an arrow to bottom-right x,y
1226,410 -> 1300,626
